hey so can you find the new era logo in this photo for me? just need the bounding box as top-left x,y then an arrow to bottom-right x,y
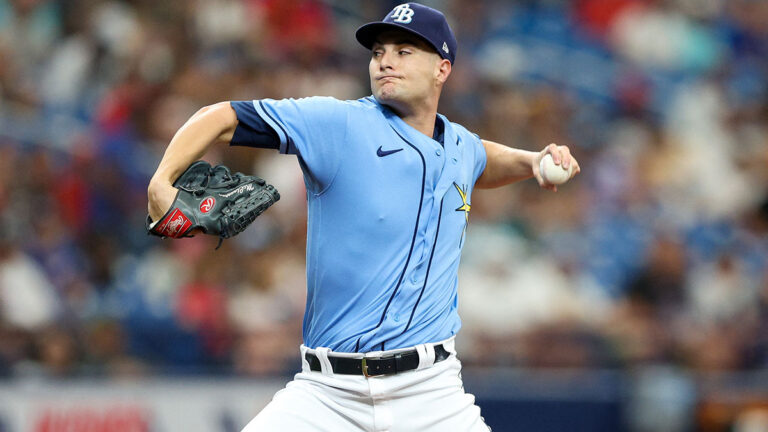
391,4 -> 414,24
442,42 -> 449,54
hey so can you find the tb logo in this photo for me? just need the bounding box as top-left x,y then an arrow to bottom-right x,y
391,4 -> 414,24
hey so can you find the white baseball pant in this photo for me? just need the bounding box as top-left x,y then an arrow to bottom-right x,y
241,337 -> 491,432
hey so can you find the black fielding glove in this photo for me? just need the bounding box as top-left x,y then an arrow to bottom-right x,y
147,161 -> 280,247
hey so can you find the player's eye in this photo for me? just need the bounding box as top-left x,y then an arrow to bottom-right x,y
372,50 -> 383,58
398,49 -> 411,55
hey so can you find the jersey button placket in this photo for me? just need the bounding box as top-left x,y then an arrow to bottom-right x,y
410,273 -> 419,284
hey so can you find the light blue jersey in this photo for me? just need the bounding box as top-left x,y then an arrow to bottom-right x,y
232,96 -> 486,352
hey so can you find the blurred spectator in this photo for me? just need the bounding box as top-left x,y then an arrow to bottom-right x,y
175,247 -> 234,367
687,253 -> 757,326
626,234 -> 686,314
32,326 -> 79,377
228,247 -> 303,376
0,227 -> 58,332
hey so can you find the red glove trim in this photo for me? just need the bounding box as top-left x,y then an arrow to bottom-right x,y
156,208 -> 193,238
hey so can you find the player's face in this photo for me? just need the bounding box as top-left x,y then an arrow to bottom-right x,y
369,30 -> 447,111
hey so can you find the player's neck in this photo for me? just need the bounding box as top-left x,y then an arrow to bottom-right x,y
401,112 -> 438,137
388,98 -> 439,138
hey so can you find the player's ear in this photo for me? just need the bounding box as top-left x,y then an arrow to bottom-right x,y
435,58 -> 451,85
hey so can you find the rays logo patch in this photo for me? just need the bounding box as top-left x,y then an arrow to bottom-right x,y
454,182 -> 471,223
454,182 -> 471,245
391,4 -> 414,24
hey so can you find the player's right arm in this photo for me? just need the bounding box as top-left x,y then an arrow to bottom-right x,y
148,97 -> 346,222
147,102 -> 238,222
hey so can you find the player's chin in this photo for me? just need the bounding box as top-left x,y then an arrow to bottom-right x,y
374,87 -> 402,105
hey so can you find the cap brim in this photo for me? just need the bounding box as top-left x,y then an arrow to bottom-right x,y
355,22 -> 440,57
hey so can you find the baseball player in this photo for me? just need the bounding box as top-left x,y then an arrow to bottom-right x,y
148,3 -> 579,431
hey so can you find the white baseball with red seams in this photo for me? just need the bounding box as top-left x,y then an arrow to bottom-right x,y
539,153 -> 573,185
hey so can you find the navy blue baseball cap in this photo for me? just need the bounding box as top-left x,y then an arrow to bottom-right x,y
356,3 -> 457,64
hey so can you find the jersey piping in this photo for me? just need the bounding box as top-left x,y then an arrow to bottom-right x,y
356,124 -> 427,352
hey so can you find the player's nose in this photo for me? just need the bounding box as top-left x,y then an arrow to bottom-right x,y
378,50 -> 395,70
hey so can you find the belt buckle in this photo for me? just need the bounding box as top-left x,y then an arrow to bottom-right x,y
361,357 -> 384,378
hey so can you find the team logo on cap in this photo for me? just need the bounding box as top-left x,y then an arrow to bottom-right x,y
391,4 -> 414,24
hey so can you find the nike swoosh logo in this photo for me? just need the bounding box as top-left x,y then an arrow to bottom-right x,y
377,146 -> 403,157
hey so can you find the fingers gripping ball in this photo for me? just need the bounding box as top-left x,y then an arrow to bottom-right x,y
147,161 -> 280,247
539,153 -> 573,185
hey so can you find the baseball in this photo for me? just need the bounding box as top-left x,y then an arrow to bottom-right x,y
539,153 -> 573,185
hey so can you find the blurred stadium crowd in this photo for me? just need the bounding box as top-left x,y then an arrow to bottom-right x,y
0,0 -> 767,380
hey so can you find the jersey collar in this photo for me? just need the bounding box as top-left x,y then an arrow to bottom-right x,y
368,96 -> 453,148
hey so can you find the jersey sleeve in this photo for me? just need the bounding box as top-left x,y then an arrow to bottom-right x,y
471,132 -> 487,183
454,124 -> 487,184
254,97 -> 348,193
229,101 -> 279,149
231,97 -> 349,193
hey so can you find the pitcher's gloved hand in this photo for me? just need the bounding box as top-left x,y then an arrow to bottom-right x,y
147,161 -> 280,247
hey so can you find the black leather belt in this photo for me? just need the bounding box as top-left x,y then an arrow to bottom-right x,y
305,344 -> 451,377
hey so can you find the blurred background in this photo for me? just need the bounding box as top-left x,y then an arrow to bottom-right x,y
0,0 -> 767,431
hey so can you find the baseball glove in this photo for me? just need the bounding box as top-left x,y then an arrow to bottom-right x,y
147,161 -> 280,247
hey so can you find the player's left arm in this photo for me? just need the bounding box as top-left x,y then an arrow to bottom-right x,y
475,140 -> 580,190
